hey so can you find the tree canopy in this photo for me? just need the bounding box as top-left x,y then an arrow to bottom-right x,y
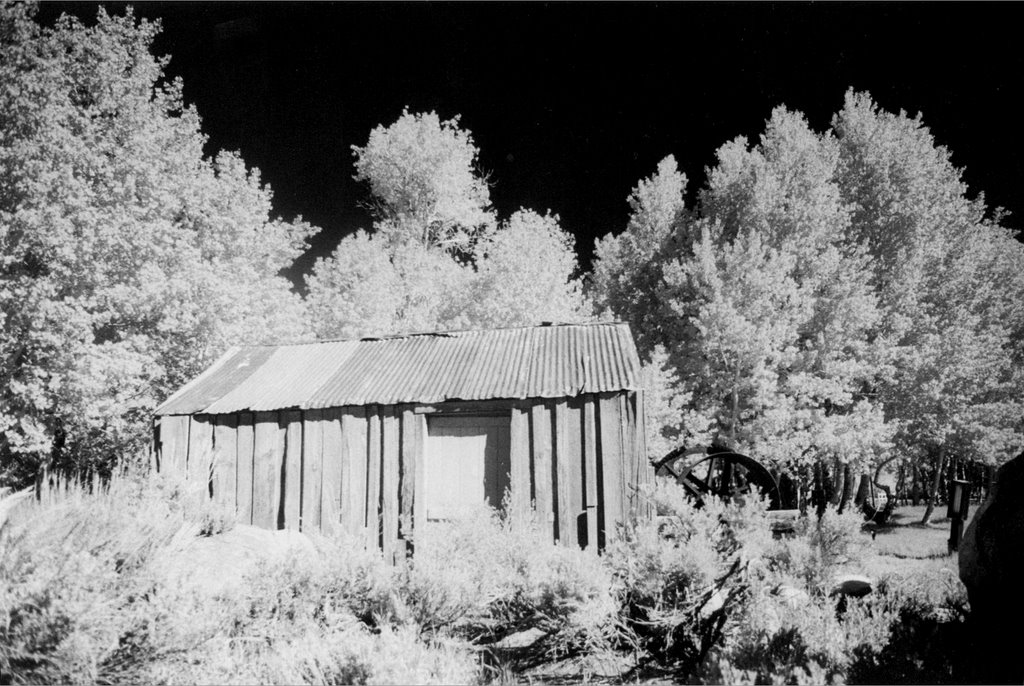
306,111 -> 590,339
3,1 -> 1021,511
0,5 -> 315,484
352,109 -> 495,254
592,92 -> 1024,499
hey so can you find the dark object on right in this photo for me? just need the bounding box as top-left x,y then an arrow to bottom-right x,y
959,450 -> 1024,684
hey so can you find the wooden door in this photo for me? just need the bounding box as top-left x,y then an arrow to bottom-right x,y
424,414 -> 510,520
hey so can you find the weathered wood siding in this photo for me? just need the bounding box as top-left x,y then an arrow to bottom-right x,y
154,391 -> 650,554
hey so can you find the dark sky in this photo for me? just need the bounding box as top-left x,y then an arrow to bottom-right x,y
38,3 -> 1024,285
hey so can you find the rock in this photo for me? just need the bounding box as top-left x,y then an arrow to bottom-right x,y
958,450 -> 1024,684
490,627 -> 547,650
830,573 -> 873,598
698,587 -> 728,618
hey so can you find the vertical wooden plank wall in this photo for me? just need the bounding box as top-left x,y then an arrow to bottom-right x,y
320,408 -> 344,535
153,389 -> 649,552
398,407 -> 420,548
583,401 -> 599,550
509,407 -> 531,524
381,407 -> 400,562
236,413 -> 255,524
283,411 -> 302,530
339,407 -> 366,538
301,409 -> 324,532
566,398 -> 585,546
253,411 -> 284,529
553,399 -> 574,546
520,392 -> 647,550
411,412 -> 426,548
187,417 -> 214,505
530,403 -> 555,542
365,408 -> 382,550
156,415 -> 190,474
633,390 -> 652,518
597,394 -> 623,546
213,415 -> 238,509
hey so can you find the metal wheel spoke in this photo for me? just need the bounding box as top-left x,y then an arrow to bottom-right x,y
654,446 -> 783,510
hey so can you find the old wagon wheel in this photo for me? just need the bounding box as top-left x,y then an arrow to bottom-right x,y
655,445 -> 782,510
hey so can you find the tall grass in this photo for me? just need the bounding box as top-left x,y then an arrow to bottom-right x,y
0,468 -> 479,685
1,471 -> 971,684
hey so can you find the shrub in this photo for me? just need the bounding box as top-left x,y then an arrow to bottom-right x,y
0,467 -> 196,683
401,504 -> 618,663
714,511 -> 967,685
0,469 -> 482,685
845,565 -> 968,684
762,504 -> 868,594
605,480 -> 774,678
722,585 -> 898,684
1,465 -> 975,685
148,622 -> 480,685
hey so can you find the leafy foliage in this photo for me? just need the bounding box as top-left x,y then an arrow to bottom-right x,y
0,5 -> 315,485
462,209 -> 589,329
352,109 -> 495,254
592,91 -> 1024,492
307,113 -> 590,339
832,91 -> 1024,513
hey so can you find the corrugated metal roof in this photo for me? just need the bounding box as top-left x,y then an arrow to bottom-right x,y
155,322 -> 641,415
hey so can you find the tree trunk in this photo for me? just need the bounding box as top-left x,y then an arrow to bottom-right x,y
828,458 -> 843,506
837,463 -> 855,513
870,457 -> 898,524
895,461 -> 905,505
798,465 -> 812,515
911,462 -> 921,506
728,375 -> 739,446
921,444 -> 947,524
812,461 -> 827,518
853,472 -> 871,506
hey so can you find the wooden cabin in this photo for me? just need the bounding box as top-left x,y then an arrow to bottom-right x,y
153,322 -> 652,556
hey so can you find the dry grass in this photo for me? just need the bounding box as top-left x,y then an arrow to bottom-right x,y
1,473 -> 976,685
859,504 -> 977,579
0,469 -> 482,685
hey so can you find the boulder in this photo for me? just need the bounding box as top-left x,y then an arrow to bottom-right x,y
830,573 -> 873,598
958,450 -> 1024,683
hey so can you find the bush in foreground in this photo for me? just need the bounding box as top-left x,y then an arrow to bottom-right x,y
0,470 -> 481,685
1,473 -> 971,685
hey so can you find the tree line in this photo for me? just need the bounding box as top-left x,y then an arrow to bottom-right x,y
2,6 -> 1022,518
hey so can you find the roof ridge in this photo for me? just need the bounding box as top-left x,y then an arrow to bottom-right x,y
241,320 -> 629,348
